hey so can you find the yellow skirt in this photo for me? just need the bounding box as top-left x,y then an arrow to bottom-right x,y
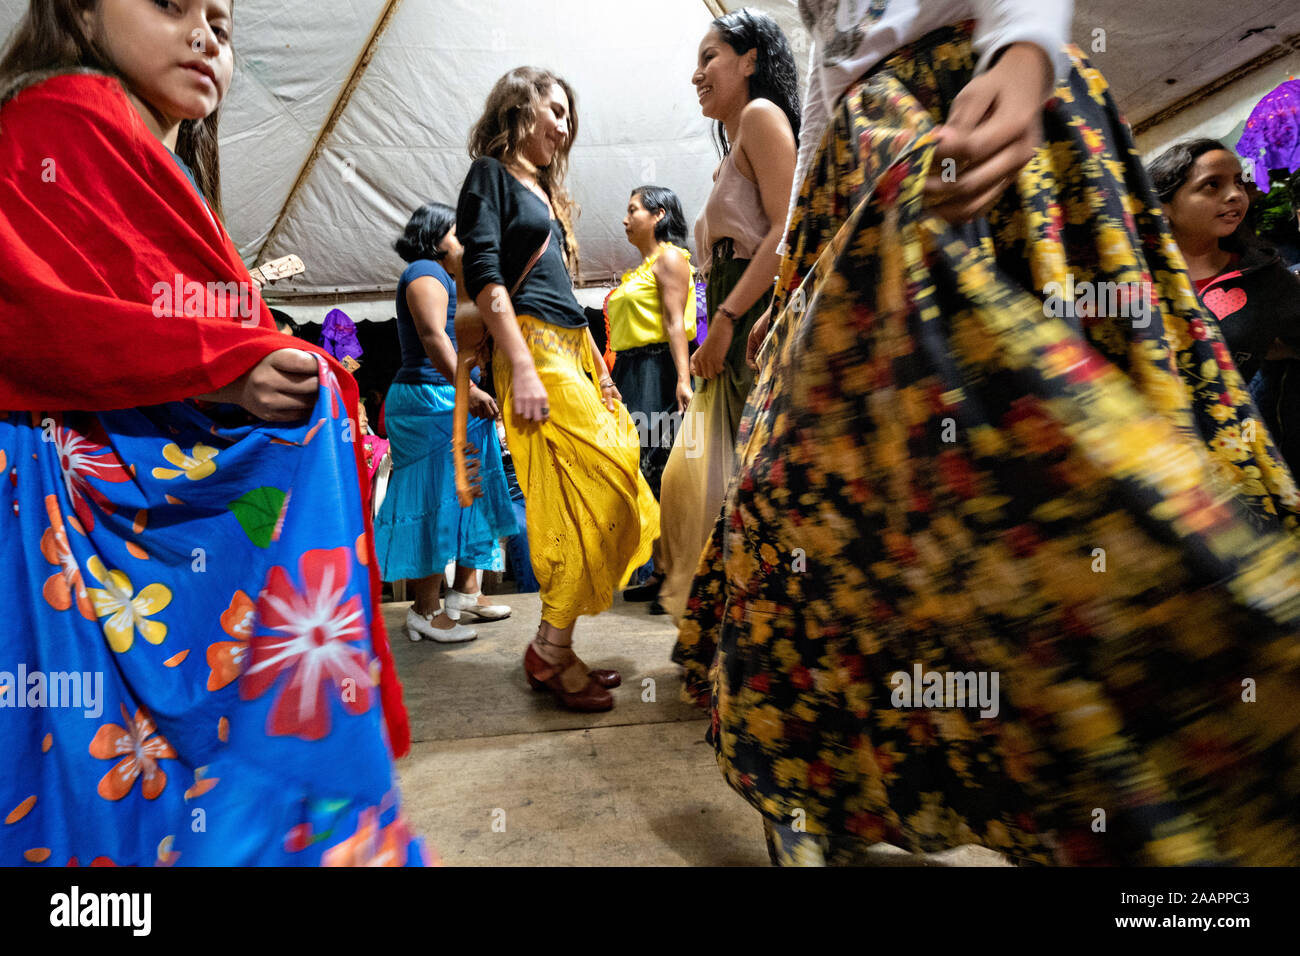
494,314 -> 658,628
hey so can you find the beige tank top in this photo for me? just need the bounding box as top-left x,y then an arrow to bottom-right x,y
694,150 -> 771,277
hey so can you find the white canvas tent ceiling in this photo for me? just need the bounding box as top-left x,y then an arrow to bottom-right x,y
2,0 -> 1298,311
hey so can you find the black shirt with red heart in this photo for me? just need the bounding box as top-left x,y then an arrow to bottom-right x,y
1193,243 -> 1300,384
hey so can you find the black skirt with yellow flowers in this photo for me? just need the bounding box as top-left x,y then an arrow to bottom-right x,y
673,22 -> 1300,865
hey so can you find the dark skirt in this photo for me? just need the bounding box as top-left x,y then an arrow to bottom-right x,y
1251,359 -> 1300,477
674,22 -> 1300,865
612,342 -> 677,499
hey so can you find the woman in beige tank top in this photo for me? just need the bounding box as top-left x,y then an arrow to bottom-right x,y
648,9 -> 799,622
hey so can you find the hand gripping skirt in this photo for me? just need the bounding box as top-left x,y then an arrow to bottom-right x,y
673,22 -> 1300,865
0,366 -> 424,865
372,381 -> 517,581
493,315 -> 658,629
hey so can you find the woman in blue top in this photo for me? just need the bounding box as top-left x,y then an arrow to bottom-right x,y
374,202 -> 518,642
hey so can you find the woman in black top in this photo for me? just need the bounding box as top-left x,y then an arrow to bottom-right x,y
456,66 -> 658,712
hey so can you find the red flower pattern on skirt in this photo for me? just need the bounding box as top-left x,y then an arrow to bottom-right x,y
242,547 -> 372,740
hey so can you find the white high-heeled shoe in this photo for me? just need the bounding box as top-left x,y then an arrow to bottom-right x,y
406,607 -> 477,643
445,588 -> 511,621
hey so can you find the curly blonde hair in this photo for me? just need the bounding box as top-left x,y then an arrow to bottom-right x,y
469,66 -> 580,274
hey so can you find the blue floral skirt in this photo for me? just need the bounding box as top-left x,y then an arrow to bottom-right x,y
0,363 -> 424,865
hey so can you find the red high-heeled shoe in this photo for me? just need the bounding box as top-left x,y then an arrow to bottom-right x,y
523,644 -> 614,712
526,657 -> 620,689
524,630 -> 620,687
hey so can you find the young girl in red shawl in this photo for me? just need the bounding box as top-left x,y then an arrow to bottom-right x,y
0,0 -> 421,866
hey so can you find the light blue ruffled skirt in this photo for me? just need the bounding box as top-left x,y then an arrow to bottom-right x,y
373,382 -> 517,581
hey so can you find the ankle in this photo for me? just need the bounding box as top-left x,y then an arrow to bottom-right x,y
531,628 -> 573,664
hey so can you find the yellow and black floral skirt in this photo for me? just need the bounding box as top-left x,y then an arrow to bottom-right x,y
672,23 -> 1300,865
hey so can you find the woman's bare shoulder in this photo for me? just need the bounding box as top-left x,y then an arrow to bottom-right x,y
738,98 -> 792,135
653,244 -> 690,278
734,99 -> 795,179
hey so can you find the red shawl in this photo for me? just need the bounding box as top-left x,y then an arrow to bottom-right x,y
0,73 -> 410,756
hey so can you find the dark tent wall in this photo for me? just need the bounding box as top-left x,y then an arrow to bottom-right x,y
273,305 -> 616,437
273,312 -> 404,434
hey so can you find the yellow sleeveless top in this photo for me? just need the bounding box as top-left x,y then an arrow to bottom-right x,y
606,243 -> 697,353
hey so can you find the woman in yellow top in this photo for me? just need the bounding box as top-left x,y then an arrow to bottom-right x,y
608,186 -> 697,500
609,187 -> 697,611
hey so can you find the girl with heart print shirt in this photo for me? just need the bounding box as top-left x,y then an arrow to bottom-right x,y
1148,139 -> 1300,385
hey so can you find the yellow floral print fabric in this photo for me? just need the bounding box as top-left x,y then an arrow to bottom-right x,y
673,23 -> 1300,865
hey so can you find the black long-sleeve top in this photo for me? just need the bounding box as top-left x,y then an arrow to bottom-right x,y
456,156 -> 587,329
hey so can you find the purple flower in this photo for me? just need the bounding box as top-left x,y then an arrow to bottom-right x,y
320,308 -> 364,363
1236,79 -> 1300,194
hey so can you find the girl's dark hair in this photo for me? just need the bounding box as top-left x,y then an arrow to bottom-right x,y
1148,137 -> 1262,253
394,201 -> 455,263
0,0 -> 228,221
1147,138 -> 1235,204
269,308 -> 300,336
708,8 -> 800,156
631,185 -> 688,246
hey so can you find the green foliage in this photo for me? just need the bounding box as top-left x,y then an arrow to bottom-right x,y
1256,169 -> 1300,245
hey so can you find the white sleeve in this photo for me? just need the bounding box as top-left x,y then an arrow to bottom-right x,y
780,47 -> 826,254
971,0 -> 1073,83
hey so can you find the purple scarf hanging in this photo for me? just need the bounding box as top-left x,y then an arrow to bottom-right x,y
1236,79 -> 1300,194
320,307 -> 364,364
695,277 -> 708,346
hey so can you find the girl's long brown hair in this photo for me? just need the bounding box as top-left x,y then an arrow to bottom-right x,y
468,66 -> 580,274
0,0 -> 227,221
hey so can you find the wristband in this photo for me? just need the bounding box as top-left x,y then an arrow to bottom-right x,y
715,306 -> 739,323
599,376 -> 614,388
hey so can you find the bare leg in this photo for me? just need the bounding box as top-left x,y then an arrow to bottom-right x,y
450,563 -> 512,619
411,574 -> 442,618
411,573 -> 458,628
452,564 -> 479,593
531,620 -> 586,692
